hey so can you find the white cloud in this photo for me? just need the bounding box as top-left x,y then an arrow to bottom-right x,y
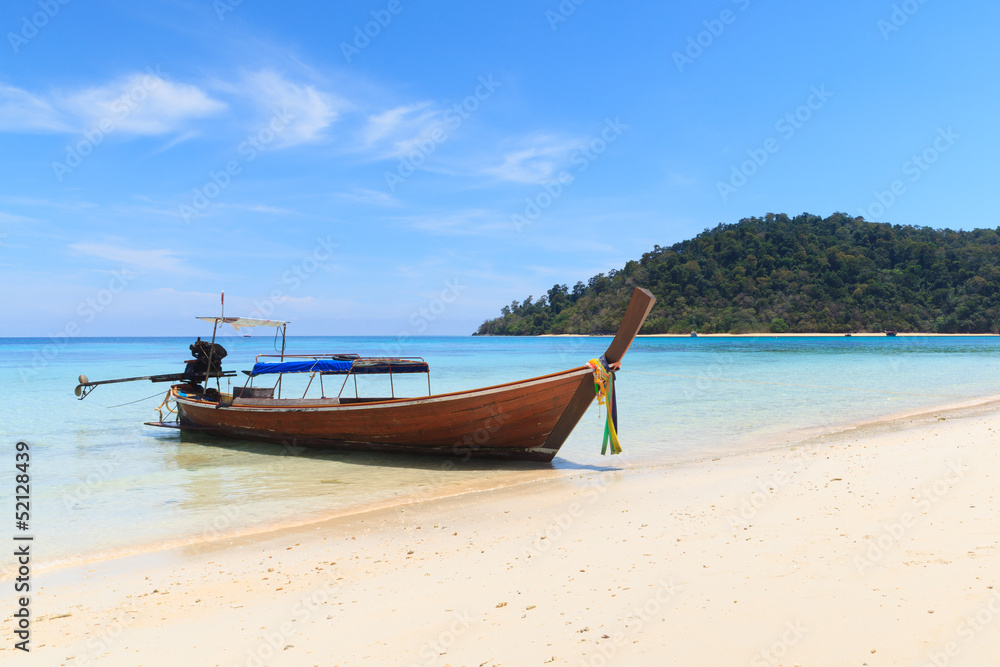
243,70 -> 342,146
217,203 -> 298,215
396,209 -> 510,236
0,73 -> 225,135
482,135 -> 585,184
0,84 -> 70,132
336,187 -> 398,206
69,242 -> 192,274
62,72 -> 226,134
668,172 -> 698,187
0,211 -> 42,224
360,102 -> 446,158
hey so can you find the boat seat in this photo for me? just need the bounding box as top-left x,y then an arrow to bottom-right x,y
233,385 -> 275,399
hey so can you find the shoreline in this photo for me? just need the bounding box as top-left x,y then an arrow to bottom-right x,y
9,394 -> 1000,664
26,391 -> 1000,577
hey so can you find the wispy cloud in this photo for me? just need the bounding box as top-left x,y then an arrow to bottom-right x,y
336,187 -> 398,206
63,72 -> 226,134
242,70 -> 342,146
0,73 -> 225,136
482,134 -> 585,184
0,211 -> 43,224
0,69 -> 344,145
217,203 -> 298,215
69,242 -> 192,274
668,172 -> 698,187
395,209 -> 511,236
360,102 -> 445,158
148,130 -> 200,155
0,84 -> 71,132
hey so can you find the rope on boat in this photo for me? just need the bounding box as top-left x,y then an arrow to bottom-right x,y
618,370 -> 972,399
588,358 -> 622,455
105,391 -> 169,409
155,390 -> 178,422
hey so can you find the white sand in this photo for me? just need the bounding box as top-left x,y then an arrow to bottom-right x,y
4,403 -> 1000,666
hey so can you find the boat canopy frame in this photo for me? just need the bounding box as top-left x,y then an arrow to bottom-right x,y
196,315 -> 289,393
242,353 -> 432,400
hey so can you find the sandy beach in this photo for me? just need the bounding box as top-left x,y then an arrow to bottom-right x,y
6,401 -> 1000,666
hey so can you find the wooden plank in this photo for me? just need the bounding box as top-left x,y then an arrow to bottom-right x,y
540,373 -> 597,452
603,287 -> 656,365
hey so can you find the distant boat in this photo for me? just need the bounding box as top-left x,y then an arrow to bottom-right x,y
690,331 -> 698,337
844,333 -> 852,337
884,330 -> 898,337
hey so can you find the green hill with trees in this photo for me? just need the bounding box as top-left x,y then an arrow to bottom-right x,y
475,212 -> 1000,335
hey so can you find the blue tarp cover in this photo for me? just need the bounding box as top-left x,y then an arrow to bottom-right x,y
349,359 -> 430,375
250,360 -> 353,376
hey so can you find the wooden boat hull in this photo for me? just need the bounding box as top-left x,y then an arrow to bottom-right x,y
140,286 -> 656,462
167,367 -> 597,461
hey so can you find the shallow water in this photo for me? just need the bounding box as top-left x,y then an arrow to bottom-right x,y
3,332 -> 999,568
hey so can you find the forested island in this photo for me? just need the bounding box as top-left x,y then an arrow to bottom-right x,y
475,213 -> 1000,335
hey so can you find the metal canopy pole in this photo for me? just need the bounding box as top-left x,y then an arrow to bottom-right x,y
277,323 -> 286,399
206,317 -> 220,391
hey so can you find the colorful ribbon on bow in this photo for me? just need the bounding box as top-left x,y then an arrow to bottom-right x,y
587,357 -> 622,455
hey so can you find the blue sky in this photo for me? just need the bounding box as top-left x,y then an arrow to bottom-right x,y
2,0 -> 998,336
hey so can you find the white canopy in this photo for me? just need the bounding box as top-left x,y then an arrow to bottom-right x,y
196,316 -> 289,331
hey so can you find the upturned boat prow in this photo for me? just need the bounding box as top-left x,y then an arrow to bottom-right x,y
88,288 -> 655,461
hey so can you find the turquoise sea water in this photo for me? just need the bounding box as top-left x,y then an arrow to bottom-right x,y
3,332 -> 1000,569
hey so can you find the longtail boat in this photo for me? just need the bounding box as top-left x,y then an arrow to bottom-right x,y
75,287 -> 655,461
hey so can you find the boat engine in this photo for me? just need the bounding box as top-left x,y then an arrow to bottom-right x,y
182,338 -> 228,387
